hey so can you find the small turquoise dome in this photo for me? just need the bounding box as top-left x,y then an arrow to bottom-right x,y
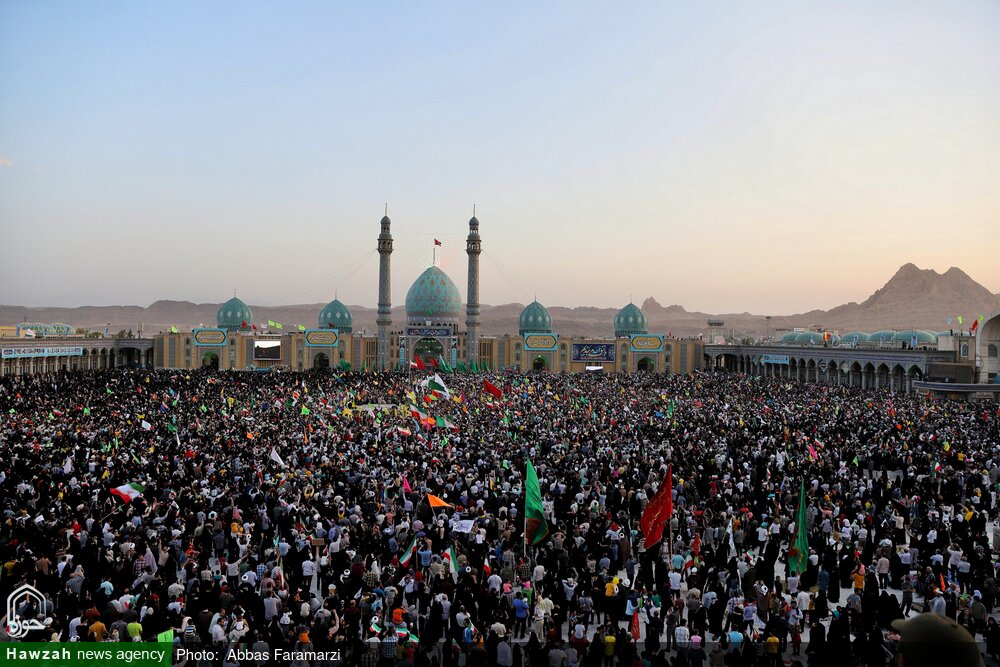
870,330 -> 895,343
614,303 -> 647,337
780,332 -> 800,344
891,330 -> 936,345
519,301 -> 552,336
318,299 -> 352,333
840,332 -> 870,345
405,266 -> 463,322
217,297 -> 252,331
794,331 -> 825,345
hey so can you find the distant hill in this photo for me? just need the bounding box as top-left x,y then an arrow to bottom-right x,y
2,263 -> 997,337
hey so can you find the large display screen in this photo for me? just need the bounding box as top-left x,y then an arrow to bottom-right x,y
253,340 -> 281,360
571,343 -> 615,363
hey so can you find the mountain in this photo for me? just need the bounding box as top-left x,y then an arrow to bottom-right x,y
1,264 -> 996,338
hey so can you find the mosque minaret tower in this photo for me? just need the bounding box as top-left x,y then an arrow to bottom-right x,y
376,210 -> 393,370
465,211 -> 482,366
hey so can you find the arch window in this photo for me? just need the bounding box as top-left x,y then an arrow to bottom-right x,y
987,344 -> 998,357
961,343 -> 969,358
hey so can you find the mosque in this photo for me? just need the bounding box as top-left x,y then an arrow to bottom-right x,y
149,214 -> 703,374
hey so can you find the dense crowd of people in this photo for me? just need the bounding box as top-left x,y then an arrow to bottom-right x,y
1,367 -> 999,666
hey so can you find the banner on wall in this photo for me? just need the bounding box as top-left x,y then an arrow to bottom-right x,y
523,333 -> 558,351
2,346 -> 84,359
304,329 -> 339,347
192,328 -> 228,346
571,343 -> 615,363
630,334 -> 663,352
761,354 -> 790,365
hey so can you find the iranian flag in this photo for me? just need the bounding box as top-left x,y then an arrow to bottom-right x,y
409,405 -> 430,427
435,415 -> 458,431
443,545 -> 459,582
399,536 -> 419,568
428,374 -> 451,399
111,482 -> 145,502
397,426 -> 412,437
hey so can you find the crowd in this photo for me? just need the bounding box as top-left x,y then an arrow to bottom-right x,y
1,367 -> 999,667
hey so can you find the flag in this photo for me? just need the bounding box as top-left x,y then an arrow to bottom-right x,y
630,611 -> 641,640
111,482 -> 145,502
268,320 -> 276,327
958,316 -> 964,325
971,319 -> 979,334
640,465 -> 673,548
402,475 -> 412,494
170,325 -> 178,334
444,545 -> 459,582
83,407 -> 91,416
23,328 -> 36,338
397,426 -> 412,437
340,359 -> 351,371
300,406 -> 311,416
413,356 -> 426,371
410,405 -> 430,426
252,323 -> 258,331
470,360 -> 480,373
157,629 -> 173,643
428,374 -> 451,399
788,480 -> 809,574
270,448 -> 287,468
428,493 -> 453,509
457,360 -> 468,372
524,459 -> 549,546
666,400 -> 674,419
141,420 -> 152,431
484,380 -> 503,399
399,536 -> 418,568
274,321 -> 283,329
434,238 -> 442,246
726,516 -> 737,555
298,324 -> 306,331
241,321 -> 248,328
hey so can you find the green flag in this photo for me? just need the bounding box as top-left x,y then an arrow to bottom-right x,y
789,479 -> 809,574
274,321 -> 283,330
157,629 -> 173,643
298,324 -> 306,331
200,404 -> 208,413
524,459 -> 549,546
457,360 -> 467,372
170,325 -> 178,334
340,359 -> 351,371
666,401 -> 674,419
471,360 -> 480,373
301,406 -> 311,416
83,407 -> 91,416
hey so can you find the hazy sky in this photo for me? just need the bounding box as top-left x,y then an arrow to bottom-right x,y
2,2 -> 999,314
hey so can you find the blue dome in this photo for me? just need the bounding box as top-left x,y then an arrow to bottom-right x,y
519,301 -> 552,336
840,332 -> 870,345
318,299 -> 352,333
217,297 -> 252,331
870,330 -> 895,343
794,331 -> 825,345
614,303 -> 647,337
780,332 -> 800,344
891,330 -> 936,345
405,266 -> 463,323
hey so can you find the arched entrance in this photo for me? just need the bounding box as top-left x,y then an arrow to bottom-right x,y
313,352 -> 330,370
202,352 -> 219,369
413,337 -> 444,367
532,356 -> 547,371
637,357 -> 654,372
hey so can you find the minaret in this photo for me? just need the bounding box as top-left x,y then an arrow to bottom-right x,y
377,210 -> 393,370
466,211 -> 482,365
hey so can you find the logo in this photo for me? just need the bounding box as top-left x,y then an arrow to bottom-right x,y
304,329 -> 339,347
193,328 -> 228,346
6,583 -> 47,638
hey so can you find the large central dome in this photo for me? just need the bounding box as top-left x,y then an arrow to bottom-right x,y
405,266 -> 463,323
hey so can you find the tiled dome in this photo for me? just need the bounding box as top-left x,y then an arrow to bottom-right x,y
519,301 -> 553,336
217,297 -> 252,331
405,266 -> 463,323
318,299 -> 352,333
614,303 -> 647,337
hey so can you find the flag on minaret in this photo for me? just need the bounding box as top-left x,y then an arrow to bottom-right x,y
434,239 -> 442,246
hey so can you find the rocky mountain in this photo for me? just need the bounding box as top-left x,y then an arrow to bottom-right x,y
2,264 -> 997,338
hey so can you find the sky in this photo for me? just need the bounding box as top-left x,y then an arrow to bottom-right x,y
1,1 -> 999,314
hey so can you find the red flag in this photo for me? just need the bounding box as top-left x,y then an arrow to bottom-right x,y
252,324 -> 258,331
630,611 -> 641,640
414,356 -> 426,371
428,356 -> 439,368
483,380 -> 503,399
640,465 -> 673,548
402,475 -> 412,494
434,239 -> 442,246
971,319 -> 979,334
241,321 -> 248,328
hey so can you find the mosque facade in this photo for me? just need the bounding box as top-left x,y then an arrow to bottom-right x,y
147,214 -> 703,375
